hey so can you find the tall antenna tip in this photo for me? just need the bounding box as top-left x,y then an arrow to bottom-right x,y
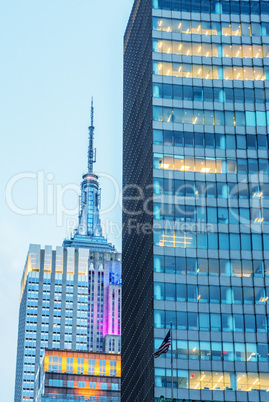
90,97 -> 94,127
88,97 -> 95,173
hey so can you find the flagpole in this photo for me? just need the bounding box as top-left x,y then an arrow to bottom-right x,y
170,321 -> 173,400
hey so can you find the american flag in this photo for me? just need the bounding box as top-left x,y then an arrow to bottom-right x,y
153,330 -> 171,358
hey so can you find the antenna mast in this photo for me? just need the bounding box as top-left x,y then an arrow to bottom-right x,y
88,97 -> 96,173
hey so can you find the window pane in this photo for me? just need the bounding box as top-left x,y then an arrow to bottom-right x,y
177,312 -> 187,330
165,283 -> 175,300
176,284 -> 186,301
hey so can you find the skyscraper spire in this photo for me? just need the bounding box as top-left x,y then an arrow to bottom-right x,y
88,97 -> 96,174
63,99 -> 115,252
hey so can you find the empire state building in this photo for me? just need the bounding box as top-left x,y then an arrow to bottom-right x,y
14,100 -> 121,402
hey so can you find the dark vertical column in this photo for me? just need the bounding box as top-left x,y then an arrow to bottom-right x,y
122,0 -> 153,401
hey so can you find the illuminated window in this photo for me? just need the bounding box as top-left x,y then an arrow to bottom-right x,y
110,360 -> 117,376
243,45 -> 252,58
237,374 -> 247,391
99,360 -> 106,375
163,63 -> 172,77
153,17 -> 172,32
88,359 -> 95,375
253,45 -> 263,58
224,67 -> 233,80
192,42 -> 201,57
153,17 -> 268,38
189,371 -> 201,389
233,67 -> 243,81
163,155 -> 173,170
77,358 -> 84,374
153,61 -> 265,81
48,356 -> 62,373
184,157 -> 194,172
195,159 -> 205,172
153,40 -> 265,60
173,41 -> 182,55
66,357 -> 73,373
162,40 -> 172,54
205,159 -> 216,174
212,44 -> 219,57
223,45 -> 232,58
203,43 -> 212,58
254,67 -> 264,81
233,45 -> 242,58
244,67 -> 254,81
183,42 -> 191,56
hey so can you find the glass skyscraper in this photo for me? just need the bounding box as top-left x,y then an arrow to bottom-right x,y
122,1 -> 269,401
15,102 -> 122,402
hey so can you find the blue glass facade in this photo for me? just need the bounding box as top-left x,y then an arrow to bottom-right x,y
123,0 -> 269,401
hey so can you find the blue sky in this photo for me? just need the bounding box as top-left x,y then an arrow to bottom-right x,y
0,0 -> 134,399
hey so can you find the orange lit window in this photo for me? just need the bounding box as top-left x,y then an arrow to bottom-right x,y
233,45 -> 243,58
253,45 -> 263,59
254,67 -> 264,81
223,45 -> 232,58
244,67 -> 254,81
243,45 -> 252,58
